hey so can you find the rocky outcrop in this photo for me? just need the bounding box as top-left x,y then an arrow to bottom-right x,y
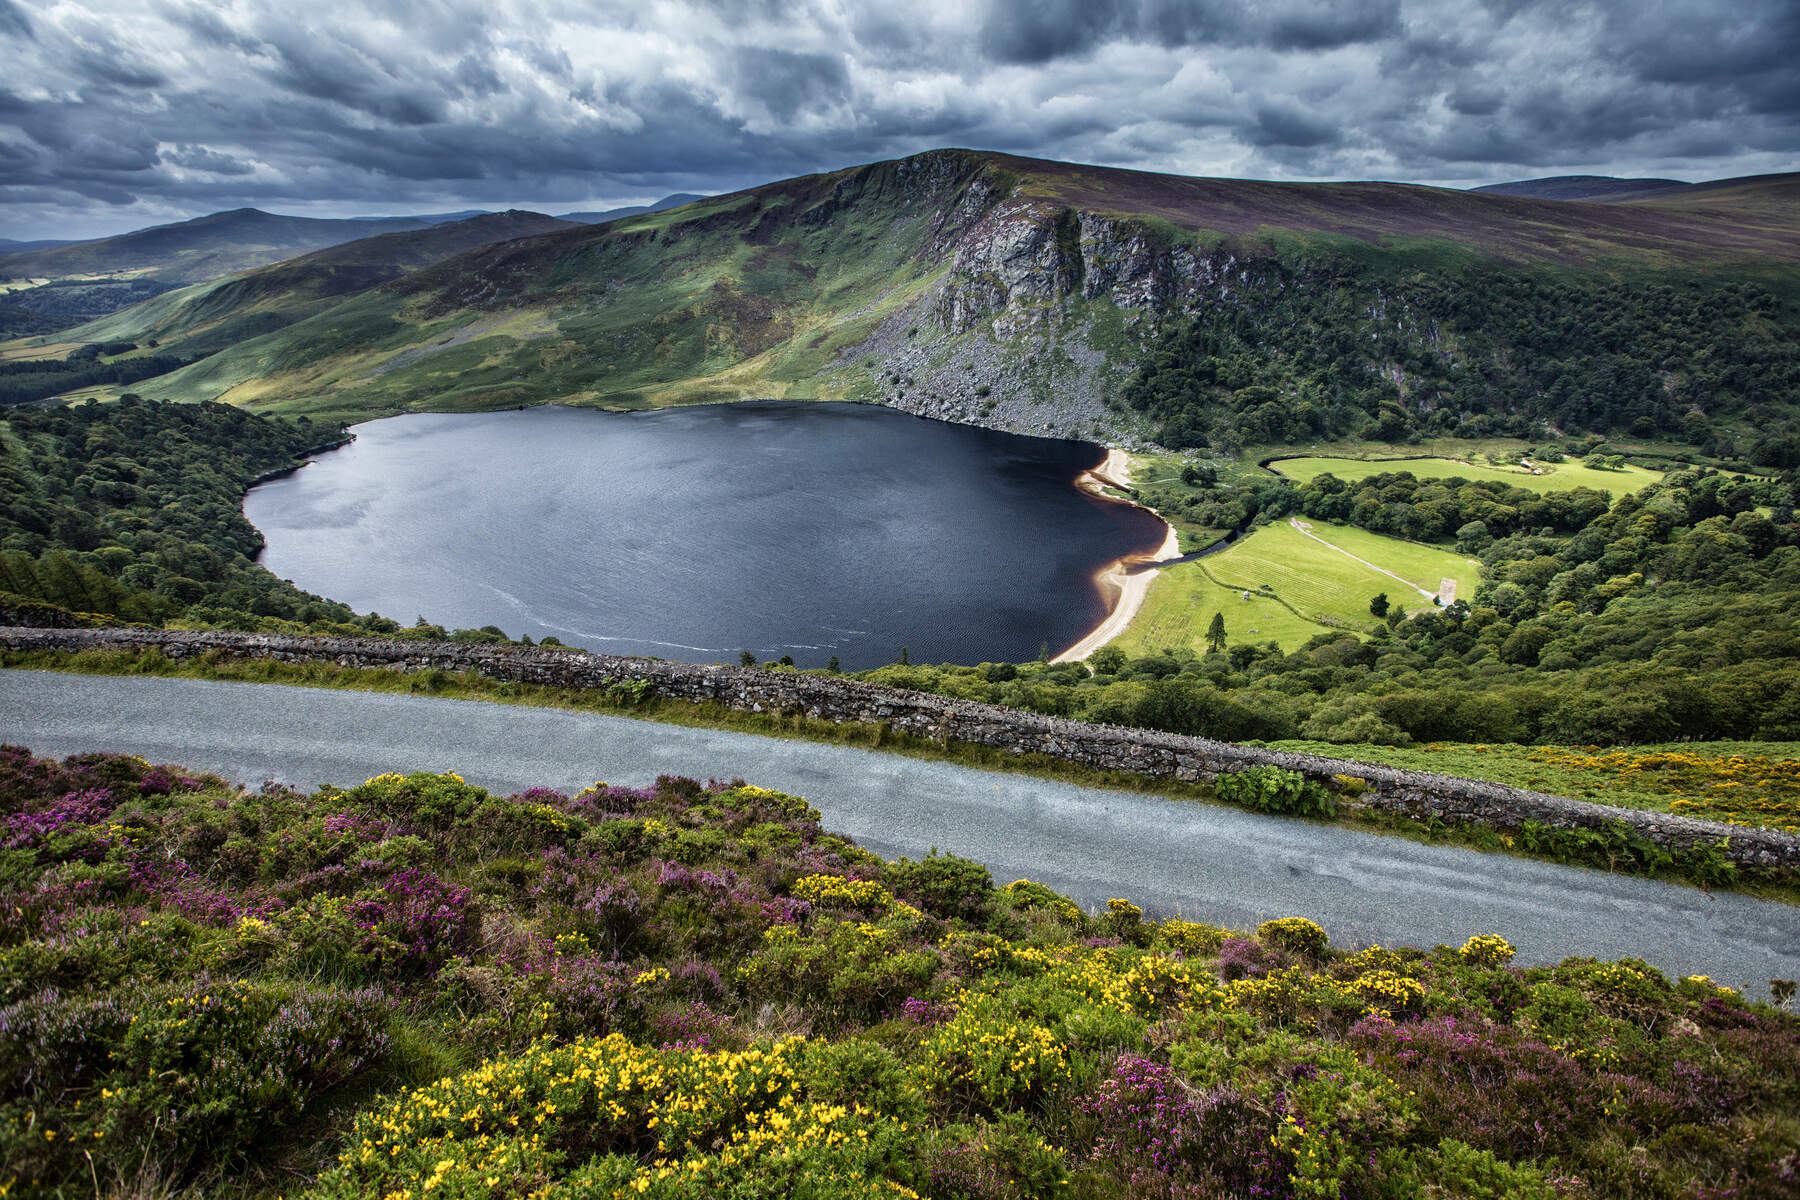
837,157 -> 1291,445
8,626 -> 1796,873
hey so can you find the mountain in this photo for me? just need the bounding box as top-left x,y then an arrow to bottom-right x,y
0,207 -> 441,285
0,236 -> 75,253
45,210 -> 581,354
350,209 -> 494,226
557,193 -> 710,224
1471,175 -> 1692,201
49,149 -> 1800,451
0,208 -> 468,332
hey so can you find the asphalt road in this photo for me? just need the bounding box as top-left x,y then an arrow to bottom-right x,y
5,669 -> 1796,995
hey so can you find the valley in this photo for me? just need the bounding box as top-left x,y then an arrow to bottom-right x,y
6,5 -> 1800,1194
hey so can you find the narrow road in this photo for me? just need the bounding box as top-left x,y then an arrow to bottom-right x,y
4,670 -> 1796,995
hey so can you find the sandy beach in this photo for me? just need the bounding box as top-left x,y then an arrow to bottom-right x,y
1053,451 -> 1182,663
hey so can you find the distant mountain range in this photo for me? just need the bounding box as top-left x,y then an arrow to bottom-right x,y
48,210 -> 581,354
0,237 -> 75,254
1472,172 -> 1800,210
556,194 -> 712,224
0,196 -> 707,331
0,209 -> 443,285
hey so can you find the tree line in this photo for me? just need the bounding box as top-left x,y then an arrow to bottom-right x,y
1120,258 -> 1800,465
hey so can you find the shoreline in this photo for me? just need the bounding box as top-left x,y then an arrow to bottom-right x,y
1054,450 -> 1182,663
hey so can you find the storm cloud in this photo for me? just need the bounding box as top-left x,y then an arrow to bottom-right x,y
1,0 -> 1795,238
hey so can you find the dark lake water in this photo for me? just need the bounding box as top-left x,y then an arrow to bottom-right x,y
244,403 -> 1165,670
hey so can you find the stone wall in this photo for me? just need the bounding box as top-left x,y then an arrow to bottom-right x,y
6,625 -> 1796,871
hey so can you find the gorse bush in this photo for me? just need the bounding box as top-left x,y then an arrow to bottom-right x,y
3,745 -> 1797,1198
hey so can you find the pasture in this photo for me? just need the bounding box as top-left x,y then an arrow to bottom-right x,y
1114,517 -> 1482,654
1270,454 -> 1663,497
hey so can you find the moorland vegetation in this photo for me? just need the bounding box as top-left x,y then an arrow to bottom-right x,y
4,747 -> 1797,1199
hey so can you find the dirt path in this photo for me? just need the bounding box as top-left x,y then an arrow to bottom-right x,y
1288,518 -> 1439,601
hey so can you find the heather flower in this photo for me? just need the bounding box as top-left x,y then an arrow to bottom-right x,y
5,788 -> 117,848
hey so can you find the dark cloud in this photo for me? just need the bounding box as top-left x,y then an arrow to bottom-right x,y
979,0 -> 1131,64
0,0 -> 32,40
0,0 -> 1794,241
724,48 -> 851,121
1260,0 -> 1401,51
1248,103 -> 1340,148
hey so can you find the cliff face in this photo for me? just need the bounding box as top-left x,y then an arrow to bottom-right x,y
837,153 -> 1258,443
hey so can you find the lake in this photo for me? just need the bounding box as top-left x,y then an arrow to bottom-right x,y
244,402 -> 1166,670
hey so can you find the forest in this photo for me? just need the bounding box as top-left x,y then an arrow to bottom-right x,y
1120,263 -> 1800,467
0,398 -> 393,633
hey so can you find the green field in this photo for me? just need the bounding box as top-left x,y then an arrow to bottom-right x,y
1271,454 -> 1664,496
1114,518 -> 1481,654
1267,739 -> 1800,833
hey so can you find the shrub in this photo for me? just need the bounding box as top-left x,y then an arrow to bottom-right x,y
313,1034 -> 921,1200
1460,934 -> 1518,968
1258,917 -> 1329,961
346,770 -> 487,829
1002,879 -> 1085,928
737,920 -> 940,1023
922,993 -> 1070,1112
1348,1013 -> 1598,1159
1103,898 -> 1146,944
883,850 -> 994,923
0,977 -> 390,1190
1214,766 -> 1336,818
790,872 -> 893,913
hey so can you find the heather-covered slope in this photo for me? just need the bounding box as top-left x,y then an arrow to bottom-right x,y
4,747 -> 1796,1198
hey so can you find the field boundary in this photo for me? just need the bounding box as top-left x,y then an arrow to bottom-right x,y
5,625 -> 1797,872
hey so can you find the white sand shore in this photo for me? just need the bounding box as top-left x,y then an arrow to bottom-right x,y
1053,451 -> 1182,663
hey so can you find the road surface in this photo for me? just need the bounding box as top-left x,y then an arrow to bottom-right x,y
4,669 -> 1795,995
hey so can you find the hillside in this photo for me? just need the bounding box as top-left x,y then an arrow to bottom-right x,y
53,148 -> 1794,460
50,210 -> 580,357
4,745 -> 1796,1199
1472,175 -> 1692,201
0,208 -> 455,332
0,207 -> 439,284
558,192 -> 710,223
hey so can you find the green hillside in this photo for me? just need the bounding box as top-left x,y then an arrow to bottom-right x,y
31,149 -> 1793,459
41,210 -> 580,360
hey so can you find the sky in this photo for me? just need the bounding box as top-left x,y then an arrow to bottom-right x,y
2,0 -> 1796,241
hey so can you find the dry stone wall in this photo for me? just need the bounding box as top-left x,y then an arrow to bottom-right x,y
6,626 -> 1797,872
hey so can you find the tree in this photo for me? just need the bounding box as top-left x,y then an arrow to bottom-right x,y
1369,592 -> 1390,619
826,655 -> 840,673
1206,611 -> 1227,653
1090,645 -> 1127,674
738,650 -> 756,667
898,646 -> 910,666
